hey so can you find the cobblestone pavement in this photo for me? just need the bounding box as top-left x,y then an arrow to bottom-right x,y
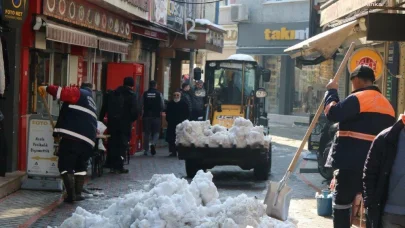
0,123 -> 333,228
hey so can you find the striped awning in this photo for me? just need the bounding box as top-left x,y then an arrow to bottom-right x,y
98,37 -> 130,54
45,21 -> 98,48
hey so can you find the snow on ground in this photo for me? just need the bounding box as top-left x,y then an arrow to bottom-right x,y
58,171 -> 296,228
176,118 -> 271,149
227,54 -> 255,62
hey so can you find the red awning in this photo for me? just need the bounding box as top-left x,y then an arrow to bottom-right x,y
98,37 -> 130,54
132,22 -> 168,41
45,21 -> 98,48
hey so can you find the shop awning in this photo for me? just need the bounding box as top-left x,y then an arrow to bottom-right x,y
98,37 -> 130,54
45,21 -> 98,48
284,20 -> 358,59
132,22 -> 169,41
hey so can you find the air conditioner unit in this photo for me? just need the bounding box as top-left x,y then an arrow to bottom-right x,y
231,4 -> 249,22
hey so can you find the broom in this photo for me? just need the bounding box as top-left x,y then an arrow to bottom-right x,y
263,42 -> 356,221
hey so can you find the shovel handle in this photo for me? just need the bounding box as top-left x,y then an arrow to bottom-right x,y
40,94 -> 56,129
287,42 -> 356,173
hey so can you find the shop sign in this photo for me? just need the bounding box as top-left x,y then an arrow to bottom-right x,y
120,0 -> 149,11
207,30 -> 224,49
320,0 -> 378,26
43,0 -> 132,39
27,118 -> 59,177
132,26 -> 168,41
386,42 -> 399,109
151,0 -> 168,26
348,48 -> 384,81
238,22 -> 309,54
264,27 -> 309,41
167,1 -> 185,32
223,25 -> 238,47
2,0 -> 29,27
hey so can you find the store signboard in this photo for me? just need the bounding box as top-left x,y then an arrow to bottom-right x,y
167,0 -> 185,32
26,117 -> 59,177
237,22 -> 309,55
223,24 -> 238,47
2,0 -> 29,27
386,42 -> 399,110
120,0 -> 149,11
348,48 -> 384,81
151,0 -> 168,26
43,0 -> 132,39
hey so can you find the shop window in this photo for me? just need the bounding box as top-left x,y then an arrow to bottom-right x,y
293,64 -> 326,116
264,56 -> 282,114
31,52 -> 51,115
51,53 -> 68,116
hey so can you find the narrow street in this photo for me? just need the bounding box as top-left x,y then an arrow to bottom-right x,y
0,123 -> 332,228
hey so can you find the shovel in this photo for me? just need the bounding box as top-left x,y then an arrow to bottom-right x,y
264,42 -> 356,221
39,91 -> 60,155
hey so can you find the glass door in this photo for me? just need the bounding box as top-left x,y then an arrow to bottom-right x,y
51,53 -> 68,116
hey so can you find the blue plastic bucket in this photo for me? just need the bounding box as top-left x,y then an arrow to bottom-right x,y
317,190 -> 333,216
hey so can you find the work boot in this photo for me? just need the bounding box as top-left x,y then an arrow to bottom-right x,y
61,173 -> 75,203
74,175 -> 86,201
333,208 -> 351,228
151,145 -> 156,156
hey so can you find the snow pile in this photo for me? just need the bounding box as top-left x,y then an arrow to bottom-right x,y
227,54 -> 255,62
59,171 -> 296,228
176,118 -> 271,149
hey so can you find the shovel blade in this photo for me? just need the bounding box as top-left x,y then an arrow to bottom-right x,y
264,181 -> 293,221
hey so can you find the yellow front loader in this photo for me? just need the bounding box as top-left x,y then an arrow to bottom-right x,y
177,55 -> 273,180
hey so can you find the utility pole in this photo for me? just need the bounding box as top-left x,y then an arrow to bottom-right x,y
189,0 -> 198,87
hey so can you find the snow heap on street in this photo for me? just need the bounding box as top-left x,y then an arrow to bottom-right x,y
227,54 -> 255,62
176,117 -> 271,149
59,171 -> 296,228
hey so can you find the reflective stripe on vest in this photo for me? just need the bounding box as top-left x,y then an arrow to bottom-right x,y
337,130 -> 376,142
54,128 -> 95,147
68,105 -> 97,119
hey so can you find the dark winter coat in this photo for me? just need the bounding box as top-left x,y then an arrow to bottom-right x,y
324,86 -> 395,171
165,100 -> 189,143
99,86 -> 138,136
181,89 -> 193,118
192,87 -> 207,111
363,118 -> 405,228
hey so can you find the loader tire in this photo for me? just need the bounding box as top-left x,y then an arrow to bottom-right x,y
185,160 -> 200,178
254,160 -> 270,180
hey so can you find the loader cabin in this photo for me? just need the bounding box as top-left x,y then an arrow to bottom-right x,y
203,54 -> 271,128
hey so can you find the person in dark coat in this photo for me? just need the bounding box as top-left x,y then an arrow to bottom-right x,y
363,114 -> 405,228
181,83 -> 193,120
324,65 -> 396,228
166,91 -> 189,157
192,80 -> 207,121
38,83 -> 97,203
99,77 -> 138,174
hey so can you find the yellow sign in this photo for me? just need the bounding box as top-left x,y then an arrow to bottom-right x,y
264,27 -> 309,41
348,48 -> 384,81
31,156 -> 58,162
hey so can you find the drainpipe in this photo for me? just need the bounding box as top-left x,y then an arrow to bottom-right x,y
215,1 -> 220,24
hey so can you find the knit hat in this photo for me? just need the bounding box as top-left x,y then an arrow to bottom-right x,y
123,77 -> 134,87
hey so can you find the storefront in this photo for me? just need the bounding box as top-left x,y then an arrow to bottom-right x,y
237,21 -> 314,115
0,0 -> 29,174
18,0 -> 135,171
284,0 -> 403,118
